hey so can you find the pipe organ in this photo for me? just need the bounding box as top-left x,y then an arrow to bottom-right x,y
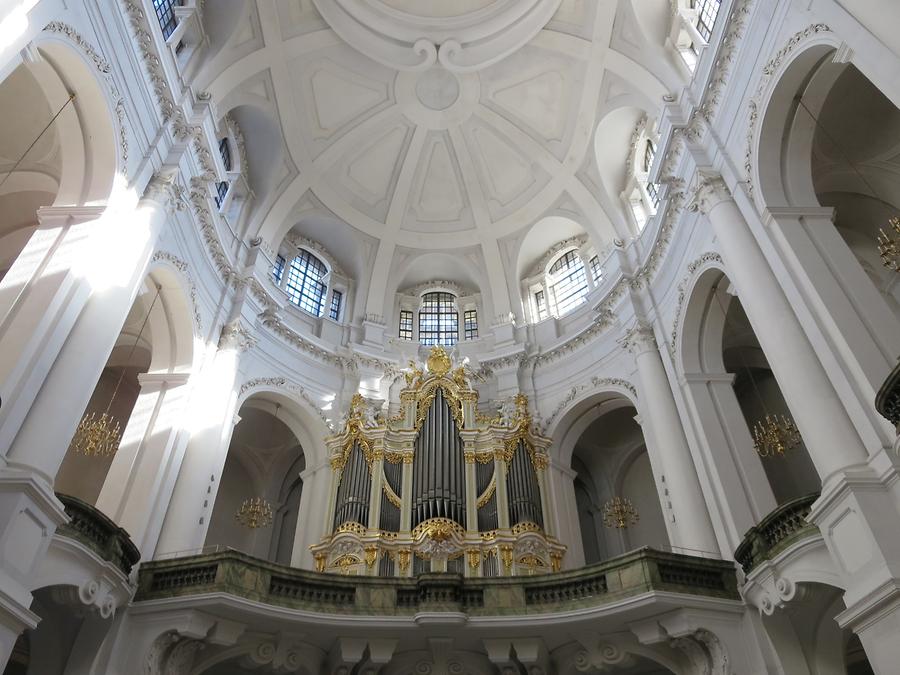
313,347 -> 565,577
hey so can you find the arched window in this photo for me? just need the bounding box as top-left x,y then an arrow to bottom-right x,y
214,137 -> 232,209
285,249 -> 328,316
644,140 -> 660,209
419,292 -> 458,346
548,250 -> 588,317
153,0 -> 182,39
693,0 -> 721,40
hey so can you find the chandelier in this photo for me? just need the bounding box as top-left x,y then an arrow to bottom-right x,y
71,285 -> 160,457
235,497 -> 274,529
752,413 -> 802,458
602,496 -> 639,529
877,217 -> 899,271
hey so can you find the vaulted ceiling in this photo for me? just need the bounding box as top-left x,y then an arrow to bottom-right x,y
198,0 -> 678,318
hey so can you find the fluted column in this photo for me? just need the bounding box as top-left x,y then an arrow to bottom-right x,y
464,450 -> 477,533
621,324 -> 718,555
690,173 -> 867,480
367,450 -> 384,531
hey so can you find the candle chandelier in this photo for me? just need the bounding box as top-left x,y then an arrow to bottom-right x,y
752,413 -> 802,458
235,497 -> 274,529
71,285 -> 160,457
713,283 -> 803,459
602,496 -> 639,529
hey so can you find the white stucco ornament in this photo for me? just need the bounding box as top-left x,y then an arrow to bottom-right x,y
312,0 -> 563,72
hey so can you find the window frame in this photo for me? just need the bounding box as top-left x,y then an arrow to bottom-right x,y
153,0 -> 181,40
547,250 -> 589,317
464,309 -> 478,341
693,0 -> 721,41
329,289 -> 343,321
284,248 -> 329,317
418,292 -> 458,346
398,309 -> 414,341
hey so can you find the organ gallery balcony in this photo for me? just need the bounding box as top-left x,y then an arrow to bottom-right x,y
135,547 -> 738,617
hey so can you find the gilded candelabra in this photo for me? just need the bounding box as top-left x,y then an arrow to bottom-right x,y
752,413 -> 802,458
877,217 -> 899,271
602,496 -> 639,529
234,497 -> 273,529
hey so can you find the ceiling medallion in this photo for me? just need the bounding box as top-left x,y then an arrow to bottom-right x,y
312,0 -> 563,72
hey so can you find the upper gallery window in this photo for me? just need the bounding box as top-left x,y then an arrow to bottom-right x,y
693,0 -> 722,41
419,292 -> 458,346
329,290 -> 343,321
153,0 -> 182,39
547,250 -> 589,317
214,137 -> 232,209
285,249 -> 328,317
464,309 -> 478,340
398,310 -> 414,341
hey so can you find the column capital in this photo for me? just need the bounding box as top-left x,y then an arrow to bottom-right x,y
141,171 -> 187,215
218,319 -> 257,352
688,172 -> 733,215
619,323 -> 658,356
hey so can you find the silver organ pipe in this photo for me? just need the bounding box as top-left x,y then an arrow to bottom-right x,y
507,440 -> 543,528
412,388 -> 466,528
333,441 -> 371,528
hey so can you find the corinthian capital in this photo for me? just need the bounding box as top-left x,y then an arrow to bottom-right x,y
218,319 -> 258,352
688,172 -> 732,215
142,171 -> 186,215
619,323 -> 657,356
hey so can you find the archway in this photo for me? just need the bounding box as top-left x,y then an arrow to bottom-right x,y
204,397 -> 307,564
558,393 -> 670,566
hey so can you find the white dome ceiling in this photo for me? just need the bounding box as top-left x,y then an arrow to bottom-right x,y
199,0 -> 678,315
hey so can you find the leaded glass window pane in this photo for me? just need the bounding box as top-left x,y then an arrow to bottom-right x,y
273,255 -> 285,284
535,290 -> 547,321
329,290 -> 342,321
589,255 -> 602,284
548,250 -> 588,316
464,309 -> 478,340
153,0 -> 180,39
219,137 -> 232,172
399,310 -> 413,340
285,249 -> 328,317
693,0 -> 721,40
419,292 -> 457,346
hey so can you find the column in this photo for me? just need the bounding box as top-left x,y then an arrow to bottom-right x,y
3,174 -> 185,482
95,371 -> 192,556
691,174 -> 867,481
0,173 -> 181,671
695,175 -> 900,675
153,323 -> 251,556
367,451 -> 384,530
290,460 -> 331,568
621,324 -> 719,555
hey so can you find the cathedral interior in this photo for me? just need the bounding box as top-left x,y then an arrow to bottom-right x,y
0,0 -> 899,673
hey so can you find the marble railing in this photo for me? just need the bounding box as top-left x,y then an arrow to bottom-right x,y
135,547 -> 738,615
55,493 -> 141,576
734,493 -> 820,575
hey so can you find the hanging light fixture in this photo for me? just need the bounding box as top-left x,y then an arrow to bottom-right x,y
602,496 -> 639,529
752,414 -> 802,458
713,283 -> 803,459
877,217 -> 899,271
71,285 -> 161,457
795,97 -> 898,273
234,497 -> 273,529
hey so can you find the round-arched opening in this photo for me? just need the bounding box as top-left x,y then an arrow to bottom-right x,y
566,396 -> 669,565
204,398 -> 307,564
